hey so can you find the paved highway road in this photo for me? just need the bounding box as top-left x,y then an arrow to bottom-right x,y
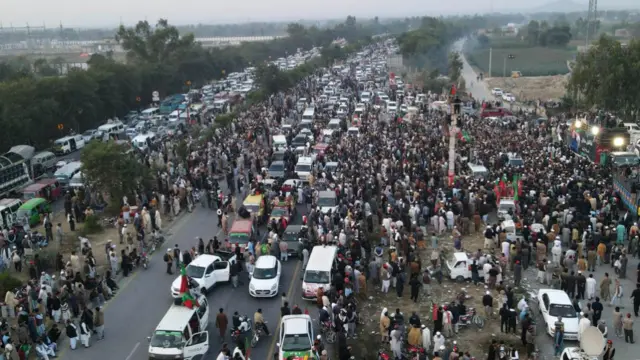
58,200 -> 308,360
453,39 -> 494,102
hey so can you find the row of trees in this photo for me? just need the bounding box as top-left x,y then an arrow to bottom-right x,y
524,20 -> 572,47
0,17 -> 378,150
567,35 -> 640,121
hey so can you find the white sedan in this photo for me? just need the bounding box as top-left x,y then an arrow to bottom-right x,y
502,93 -> 515,102
249,255 -> 281,298
537,289 -> 580,340
491,88 -> 503,96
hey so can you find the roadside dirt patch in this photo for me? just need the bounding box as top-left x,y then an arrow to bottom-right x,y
486,76 -> 568,102
352,231 -> 528,358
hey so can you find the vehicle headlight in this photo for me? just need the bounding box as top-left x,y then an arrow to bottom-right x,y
271,283 -> 278,291
250,283 -> 256,291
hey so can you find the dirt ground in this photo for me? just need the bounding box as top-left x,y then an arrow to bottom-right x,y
486,76 -> 568,103
352,229 -> 530,359
10,209 -> 147,283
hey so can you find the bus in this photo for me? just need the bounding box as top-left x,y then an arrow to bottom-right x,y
0,145 -> 35,198
159,95 -> 185,115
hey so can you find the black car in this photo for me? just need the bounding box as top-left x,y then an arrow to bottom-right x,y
282,225 -> 306,257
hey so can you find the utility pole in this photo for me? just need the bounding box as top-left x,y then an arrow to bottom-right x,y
447,85 -> 459,187
488,48 -> 492,77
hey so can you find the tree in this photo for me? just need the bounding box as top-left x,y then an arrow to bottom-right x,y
81,141 -> 152,212
526,20 -> 540,46
448,52 -> 463,83
0,18 -> 378,151
567,35 -> 640,120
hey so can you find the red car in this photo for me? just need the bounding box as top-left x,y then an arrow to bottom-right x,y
481,107 -> 512,118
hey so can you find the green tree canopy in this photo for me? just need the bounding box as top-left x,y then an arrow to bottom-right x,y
80,141 -> 152,210
0,17 -> 378,151
567,35 -> 640,120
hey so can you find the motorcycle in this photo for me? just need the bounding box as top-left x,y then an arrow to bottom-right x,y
140,252 -> 149,269
251,321 -> 267,347
149,231 -> 165,253
320,321 -> 336,344
404,345 -> 428,360
231,315 -> 253,342
458,307 -> 484,329
377,350 -> 390,360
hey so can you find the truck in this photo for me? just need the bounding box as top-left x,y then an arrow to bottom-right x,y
148,294 -> 210,360
558,326 -> 604,360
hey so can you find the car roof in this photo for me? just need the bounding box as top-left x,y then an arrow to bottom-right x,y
189,254 -> 221,267
453,252 -> 468,262
255,255 -> 277,268
284,225 -> 303,233
318,190 -> 335,197
540,289 -> 572,303
282,314 -> 311,334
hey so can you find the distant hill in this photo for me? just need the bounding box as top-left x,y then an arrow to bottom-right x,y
529,0 -> 588,13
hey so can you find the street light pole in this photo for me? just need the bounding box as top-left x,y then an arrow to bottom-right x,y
448,87 -> 458,187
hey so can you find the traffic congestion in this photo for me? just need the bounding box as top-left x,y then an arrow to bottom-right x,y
1,28 -> 638,360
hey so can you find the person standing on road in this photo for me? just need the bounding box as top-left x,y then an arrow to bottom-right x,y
215,308 -> 228,340
600,273 -> 611,301
587,274 -> 597,300
623,313 -> 634,343
164,249 -> 174,275
94,306 -> 105,340
630,284 -> 640,316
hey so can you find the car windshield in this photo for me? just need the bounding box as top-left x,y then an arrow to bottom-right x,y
253,266 -> 277,279
82,130 -> 94,136
186,265 -> 206,279
150,330 -> 185,349
16,209 -> 30,220
230,233 -> 250,244
269,163 -> 284,171
295,164 -> 311,172
303,270 -> 330,284
509,159 -> 524,167
317,197 -> 336,207
281,334 -> 312,351
549,304 -> 577,318
271,208 -> 287,217
244,204 -> 259,213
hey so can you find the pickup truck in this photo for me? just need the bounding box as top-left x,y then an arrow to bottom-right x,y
444,252 -> 498,282
171,250 -> 237,297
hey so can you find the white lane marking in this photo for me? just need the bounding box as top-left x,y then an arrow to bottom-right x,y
125,342 -> 140,360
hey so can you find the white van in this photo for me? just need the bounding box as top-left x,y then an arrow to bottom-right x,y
54,161 -> 82,188
328,119 -> 341,131
302,245 -> 338,300
141,107 -> 160,119
468,164 -> 488,179
148,295 -> 210,360
53,135 -> 86,155
272,135 -> 287,151
132,132 -> 157,151
0,198 -> 23,228
32,151 -> 57,170
97,121 -> 125,137
302,108 -> 315,121
295,157 -> 313,182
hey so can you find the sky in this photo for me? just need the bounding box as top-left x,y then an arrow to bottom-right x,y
2,0 -> 639,28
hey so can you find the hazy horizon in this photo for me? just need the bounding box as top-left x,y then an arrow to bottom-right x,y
2,0 -> 640,28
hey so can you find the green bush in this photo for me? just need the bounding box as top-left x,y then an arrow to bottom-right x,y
0,273 -> 24,296
35,249 -> 59,273
83,214 -> 103,234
